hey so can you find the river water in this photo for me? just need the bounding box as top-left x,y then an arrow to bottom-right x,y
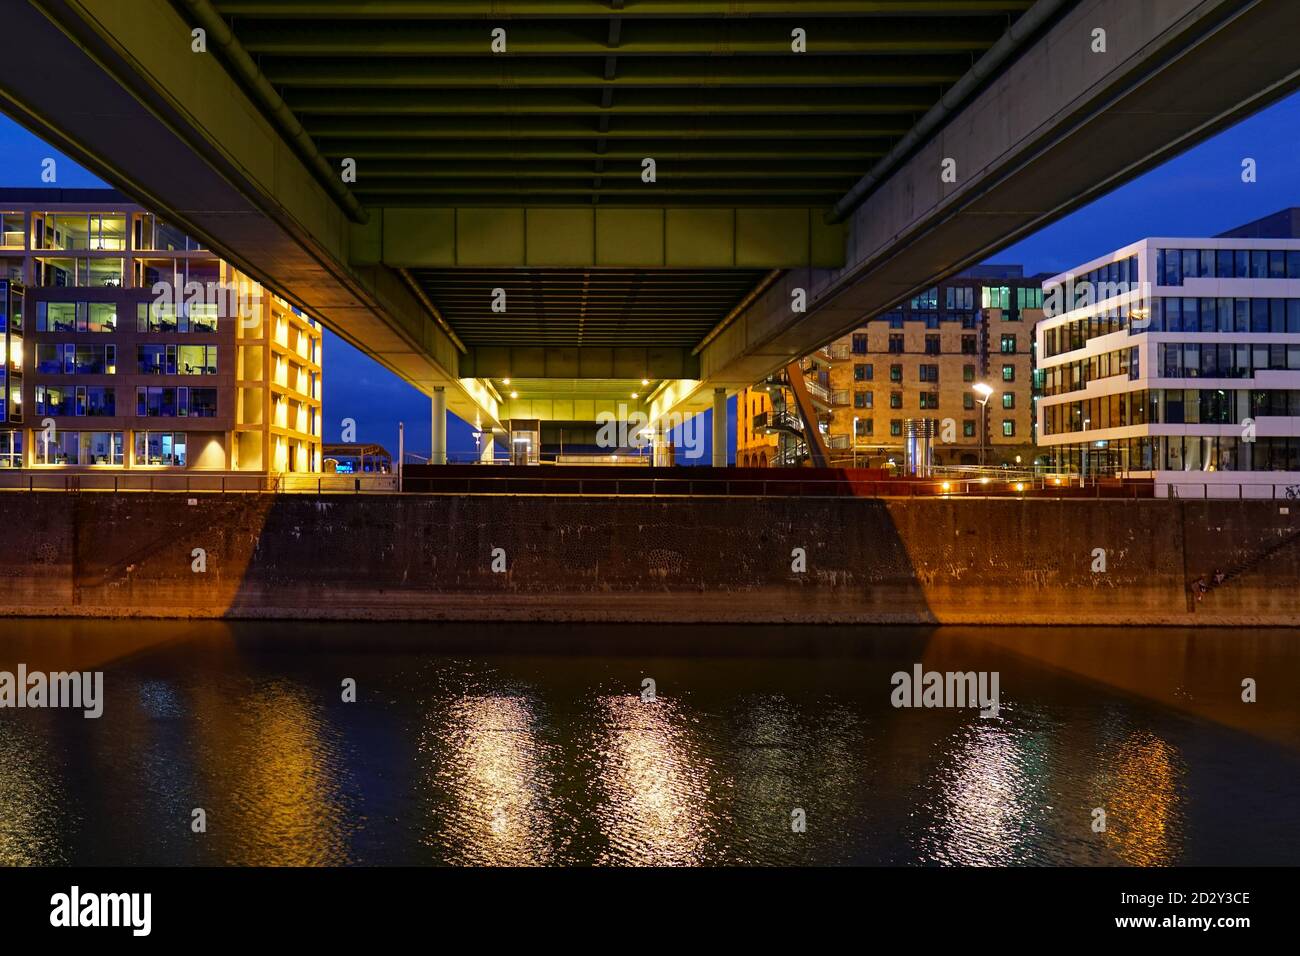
1,620 -> 1296,866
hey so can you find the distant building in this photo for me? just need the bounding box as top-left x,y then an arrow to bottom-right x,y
1036,209 -> 1300,489
0,189 -> 322,475
323,443 -> 391,474
735,349 -> 835,468
739,266 -> 1046,469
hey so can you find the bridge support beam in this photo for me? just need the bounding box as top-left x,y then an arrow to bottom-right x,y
353,207 -> 845,270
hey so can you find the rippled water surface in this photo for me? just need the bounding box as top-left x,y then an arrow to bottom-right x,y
1,620 -> 1297,866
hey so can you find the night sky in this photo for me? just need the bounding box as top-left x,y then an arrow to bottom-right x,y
4,90 -> 1299,460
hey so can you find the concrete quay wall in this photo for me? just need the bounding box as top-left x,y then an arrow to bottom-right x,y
0,493 -> 1295,625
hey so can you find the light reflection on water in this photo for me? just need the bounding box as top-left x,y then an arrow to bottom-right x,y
420,692 -> 557,866
0,718 -> 67,866
587,694 -> 714,866
0,620 -> 1297,866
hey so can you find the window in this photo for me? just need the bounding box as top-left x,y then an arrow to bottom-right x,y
137,301 -> 180,333
889,392 -> 903,409
961,335 -> 977,355
963,393 -> 975,410
178,345 -> 217,375
0,430 -> 21,468
982,286 -> 1011,310
190,388 -> 218,418
963,420 -> 976,438
889,364 -> 902,383
138,344 -> 173,375
188,303 -> 219,334
963,364 -> 976,382
137,386 -> 182,417
85,387 -> 115,416
36,344 -> 62,374
854,418 -> 873,437
924,334 -> 940,355
853,390 -> 871,409
1002,392 -> 1015,409
0,214 -> 23,250
74,345 -> 114,375
37,343 -> 115,374
1000,334 -> 1017,354
890,419 -> 902,437
134,214 -> 203,253
34,430 -> 123,466
37,302 -> 78,332
34,385 -> 115,417
851,333 -> 867,354
1002,420 -> 1016,438
1002,365 -> 1015,382
1016,287 -> 1043,310
135,431 -> 187,467
919,392 -> 939,410
888,334 -> 904,354
87,303 -> 116,333
911,287 -> 938,310
853,363 -> 872,382
946,286 -> 974,311
918,365 -> 939,383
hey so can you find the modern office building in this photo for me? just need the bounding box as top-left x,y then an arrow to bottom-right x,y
0,188 -> 322,476
1036,209 -> 1300,489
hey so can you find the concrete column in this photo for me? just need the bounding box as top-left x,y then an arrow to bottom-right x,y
431,387 -> 447,465
712,387 -> 728,468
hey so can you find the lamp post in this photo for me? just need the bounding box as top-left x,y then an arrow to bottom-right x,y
972,382 -> 993,467
1082,417 -> 1091,487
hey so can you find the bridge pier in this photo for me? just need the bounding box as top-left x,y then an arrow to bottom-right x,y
712,388 -> 728,468
431,387 -> 447,466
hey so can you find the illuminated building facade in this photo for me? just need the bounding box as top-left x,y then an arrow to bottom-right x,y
0,188 -> 321,475
1036,209 -> 1300,485
825,266 -> 1045,468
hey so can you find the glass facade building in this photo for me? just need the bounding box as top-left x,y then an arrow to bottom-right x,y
0,189 -> 323,476
1036,213 -> 1300,485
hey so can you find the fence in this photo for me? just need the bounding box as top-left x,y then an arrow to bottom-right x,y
0,471 -> 399,494
400,470 -> 1154,499
1165,481 -> 1300,500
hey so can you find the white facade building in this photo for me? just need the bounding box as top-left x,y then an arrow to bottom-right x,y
1036,211 -> 1300,497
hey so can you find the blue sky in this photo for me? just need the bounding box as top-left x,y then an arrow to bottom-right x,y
4,90 -> 1300,459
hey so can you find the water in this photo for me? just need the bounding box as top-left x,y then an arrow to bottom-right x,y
0,620 -> 1297,866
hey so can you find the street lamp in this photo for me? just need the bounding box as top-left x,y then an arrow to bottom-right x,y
1082,417 -> 1091,486
972,382 -> 993,467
